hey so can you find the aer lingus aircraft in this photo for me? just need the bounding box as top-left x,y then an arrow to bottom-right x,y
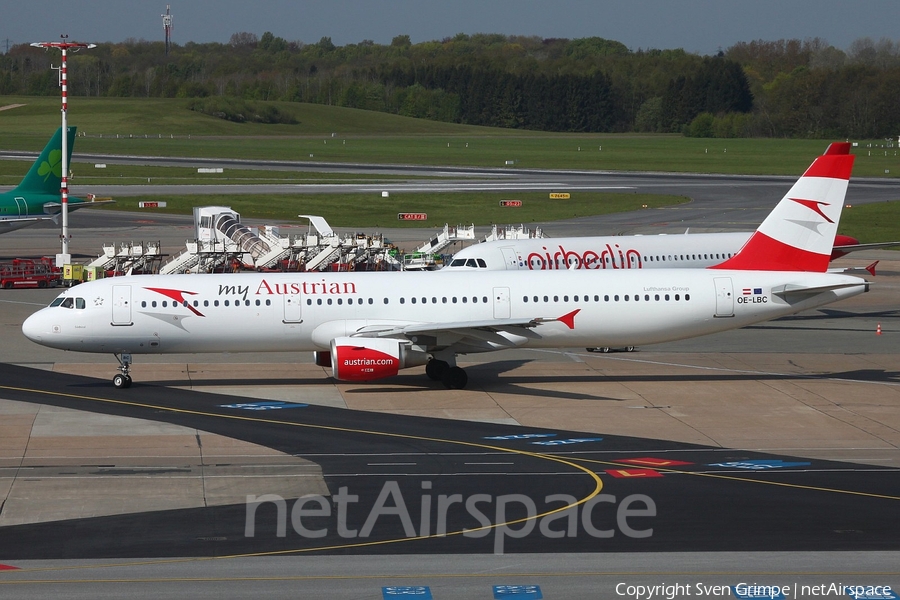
22,143 -> 868,389
0,127 -> 113,233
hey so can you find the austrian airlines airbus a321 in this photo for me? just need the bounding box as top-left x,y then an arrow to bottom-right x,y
23,143 -> 868,389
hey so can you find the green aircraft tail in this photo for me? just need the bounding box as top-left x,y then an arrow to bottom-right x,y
12,126 -> 77,195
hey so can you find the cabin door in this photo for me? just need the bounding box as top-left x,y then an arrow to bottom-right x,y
714,277 -> 734,317
500,247 -> 519,270
283,293 -> 303,323
493,287 -> 511,319
112,285 -> 133,325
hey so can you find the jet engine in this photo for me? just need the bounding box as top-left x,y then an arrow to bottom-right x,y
329,337 -> 428,381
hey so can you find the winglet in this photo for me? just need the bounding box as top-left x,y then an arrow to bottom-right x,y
866,261 -> 879,277
710,143 -> 854,273
556,309 -> 580,330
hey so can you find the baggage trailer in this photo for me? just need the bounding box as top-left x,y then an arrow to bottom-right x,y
0,258 -> 61,289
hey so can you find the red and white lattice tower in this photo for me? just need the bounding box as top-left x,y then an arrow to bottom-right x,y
162,5 -> 173,55
30,35 -> 96,267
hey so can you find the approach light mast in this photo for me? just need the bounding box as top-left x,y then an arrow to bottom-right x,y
29,35 -> 96,268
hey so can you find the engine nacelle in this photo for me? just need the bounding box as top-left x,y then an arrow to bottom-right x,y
330,337 -> 428,382
314,351 -> 332,368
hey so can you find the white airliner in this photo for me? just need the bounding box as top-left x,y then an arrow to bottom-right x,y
22,143 -> 868,390
445,231 -> 874,272
445,164 -> 893,273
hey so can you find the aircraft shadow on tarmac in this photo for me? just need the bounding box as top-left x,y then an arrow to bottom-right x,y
755,307 -> 900,325
35,359 -> 900,395
142,376 -> 336,389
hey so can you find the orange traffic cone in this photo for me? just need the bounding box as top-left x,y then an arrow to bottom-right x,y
876,323 -> 883,335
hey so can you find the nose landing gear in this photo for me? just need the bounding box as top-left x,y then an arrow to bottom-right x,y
113,353 -> 133,388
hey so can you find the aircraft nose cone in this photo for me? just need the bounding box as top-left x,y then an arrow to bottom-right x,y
22,312 -> 45,344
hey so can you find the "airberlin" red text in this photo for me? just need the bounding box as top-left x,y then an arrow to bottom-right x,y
525,244 -> 642,270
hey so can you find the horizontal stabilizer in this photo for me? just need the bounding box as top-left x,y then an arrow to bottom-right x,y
832,241 -> 900,253
772,281 -> 870,298
43,197 -> 116,213
0,216 -> 55,224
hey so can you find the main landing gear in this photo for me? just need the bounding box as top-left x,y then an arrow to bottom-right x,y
113,353 -> 133,388
425,358 -> 468,389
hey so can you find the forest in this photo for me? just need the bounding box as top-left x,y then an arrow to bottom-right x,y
1,32 -> 899,139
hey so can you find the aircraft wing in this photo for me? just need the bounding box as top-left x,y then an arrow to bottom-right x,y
350,312 -> 579,350
354,317 -> 540,337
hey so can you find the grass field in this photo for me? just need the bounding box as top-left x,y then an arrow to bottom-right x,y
3,96 -> 900,176
0,161 -> 416,187
1,95 -> 898,242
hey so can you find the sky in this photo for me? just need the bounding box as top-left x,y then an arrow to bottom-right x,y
3,0 -> 900,55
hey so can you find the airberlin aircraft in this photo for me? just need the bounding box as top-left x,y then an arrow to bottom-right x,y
446,230 -> 874,272
446,153 -> 893,273
22,143 -> 868,390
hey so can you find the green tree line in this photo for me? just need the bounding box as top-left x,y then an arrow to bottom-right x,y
2,32 -> 898,138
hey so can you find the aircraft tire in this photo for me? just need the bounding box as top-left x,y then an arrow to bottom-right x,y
113,374 -> 128,388
442,367 -> 468,389
425,359 -> 449,381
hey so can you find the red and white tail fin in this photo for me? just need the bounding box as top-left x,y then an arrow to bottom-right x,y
711,142 -> 854,272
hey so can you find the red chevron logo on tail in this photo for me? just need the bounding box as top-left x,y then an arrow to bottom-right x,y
790,198 -> 834,223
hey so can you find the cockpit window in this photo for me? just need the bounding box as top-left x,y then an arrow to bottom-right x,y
52,297 -> 86,309
448,257 -> 487,268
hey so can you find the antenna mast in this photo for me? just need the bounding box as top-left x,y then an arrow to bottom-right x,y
162,5 -> 173,55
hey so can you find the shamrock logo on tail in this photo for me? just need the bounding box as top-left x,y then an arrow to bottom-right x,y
38,149 -> 63,182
